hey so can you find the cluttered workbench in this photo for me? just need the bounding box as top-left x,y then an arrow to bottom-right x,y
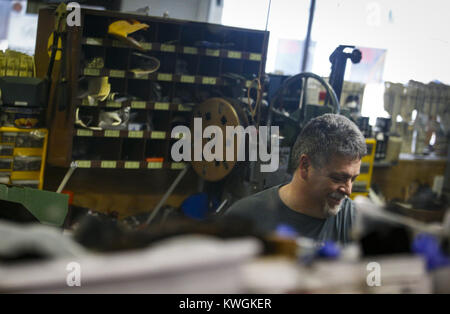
372,153 -> 446,202
0,195 -> 449,293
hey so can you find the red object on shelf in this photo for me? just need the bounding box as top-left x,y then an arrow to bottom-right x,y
319,91 -> 327,105
319,91 -> 327,100
61,190 -> 74,205
145,157 -> 164,163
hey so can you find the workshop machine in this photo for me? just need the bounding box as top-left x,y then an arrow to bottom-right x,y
145,45 -> 364,223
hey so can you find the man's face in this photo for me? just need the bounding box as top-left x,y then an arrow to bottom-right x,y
306,154 -> 361,217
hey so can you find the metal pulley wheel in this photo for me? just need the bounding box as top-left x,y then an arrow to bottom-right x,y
191,97 -> 248,182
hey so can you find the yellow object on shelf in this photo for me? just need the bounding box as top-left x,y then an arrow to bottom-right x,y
108,20 -> 149,50
0,127 -> 48,190
0,50 -> 35,78
350,138 -> 376,200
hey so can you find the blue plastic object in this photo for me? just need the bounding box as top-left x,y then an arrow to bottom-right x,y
181,193 -> 218,220
412,233 -> 450,271
275,224 -> 299,238
317,240 -> 340,259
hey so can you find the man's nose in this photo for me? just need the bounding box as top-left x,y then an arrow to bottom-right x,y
338,180 -> 352,196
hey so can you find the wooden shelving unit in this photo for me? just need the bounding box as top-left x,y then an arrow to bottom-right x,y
73,160 -> 186,170
81,37 -> 264,61
35,8 -> 269,169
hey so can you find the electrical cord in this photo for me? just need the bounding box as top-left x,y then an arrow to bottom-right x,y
75,107 -> 102,131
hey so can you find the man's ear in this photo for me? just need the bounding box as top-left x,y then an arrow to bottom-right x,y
297,154 -> 310,180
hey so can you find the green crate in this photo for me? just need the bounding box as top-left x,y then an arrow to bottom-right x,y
0,184 -> 68,227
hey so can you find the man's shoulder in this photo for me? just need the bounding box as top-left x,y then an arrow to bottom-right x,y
224,185 -> 280,217
336,197 -> 356,225
341,197 -> 355,210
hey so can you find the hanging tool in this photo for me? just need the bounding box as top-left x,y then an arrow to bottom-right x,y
328,45 -> 362,103
57,16 -> 69,112
46,3 -> 70,117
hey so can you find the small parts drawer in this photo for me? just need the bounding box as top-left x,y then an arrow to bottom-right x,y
13,156 -> 42,171
0,158 -> 12,170
0,144 -> 14,156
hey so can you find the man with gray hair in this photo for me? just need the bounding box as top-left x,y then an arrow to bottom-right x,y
225,114 -> 367,244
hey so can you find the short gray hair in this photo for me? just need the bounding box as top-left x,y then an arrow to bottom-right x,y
292,114 -> 367,169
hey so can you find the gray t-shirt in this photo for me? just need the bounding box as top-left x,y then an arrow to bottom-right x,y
224,185 -> 355,244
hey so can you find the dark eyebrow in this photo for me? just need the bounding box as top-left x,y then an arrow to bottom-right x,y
329,172 -> 360,180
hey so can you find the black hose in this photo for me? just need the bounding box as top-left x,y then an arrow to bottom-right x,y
266,72 -> 340,130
